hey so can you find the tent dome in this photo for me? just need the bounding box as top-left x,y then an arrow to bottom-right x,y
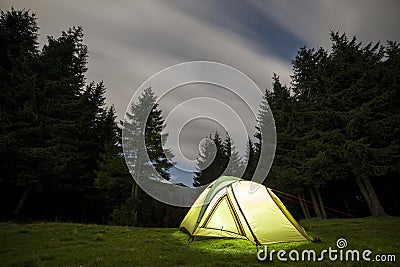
179,176 -> 311,245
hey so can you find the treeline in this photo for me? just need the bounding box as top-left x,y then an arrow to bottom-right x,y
263,33 -> 399,218
195,33 -> 400,218
1,9 -> 115,222
1,8 -> 399,226
0,9 -> 182,227
193,132 -> 245,186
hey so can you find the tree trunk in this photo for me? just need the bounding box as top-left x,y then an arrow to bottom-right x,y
308,186 -> 322,218
300,191 -> 311,219
130,182 -> 139,226
315,187 -> 327,219
363,177 -> 386,216
355,177 -> 386,216
298,193 -> 309,219
130,152 -> 143,227
341,191 -> 350,214
131,181 -> 139,200
355,176 -> 373,214
13,186 -> 31,217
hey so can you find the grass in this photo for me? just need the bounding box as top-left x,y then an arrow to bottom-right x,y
0,217 -> 399,266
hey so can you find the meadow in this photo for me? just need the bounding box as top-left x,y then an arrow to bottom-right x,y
0,217 -> 399,266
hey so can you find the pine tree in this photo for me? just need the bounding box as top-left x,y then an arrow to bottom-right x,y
0,8 -> 40,217
263,75 -> 298,191
34,26 -> 112,220
193,132 -> 228,186
95,133 -> 132,220
223,135 -> 244,177
124,87 -> 174,182
286,32 -> 399,217
117,87 -> 174,226
241,138 -> 257,180
253,77 -> 278,183
289,41 -> 350,218
333,34 -> 400,216
0,9 -> 116,221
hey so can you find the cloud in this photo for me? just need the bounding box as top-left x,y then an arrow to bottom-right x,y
249,0 -> 400,48
2,0 -> 398,119
1,0 -> 294,119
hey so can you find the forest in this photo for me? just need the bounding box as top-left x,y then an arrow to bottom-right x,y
1,8 -> 399,227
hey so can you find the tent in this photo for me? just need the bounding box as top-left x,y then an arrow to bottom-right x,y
179,176 -> 312,245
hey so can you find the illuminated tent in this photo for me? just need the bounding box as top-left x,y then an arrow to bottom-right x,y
180,176 -> 311,245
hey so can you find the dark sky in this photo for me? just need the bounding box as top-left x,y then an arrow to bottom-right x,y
2,0 -> 399,119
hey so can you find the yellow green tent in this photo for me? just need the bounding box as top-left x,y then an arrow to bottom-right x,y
180,176 -> 311,245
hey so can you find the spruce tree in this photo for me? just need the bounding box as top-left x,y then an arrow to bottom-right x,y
0,9 -> 116,221
193,132 -> 227,186
241,138 -> 257,180
223,135 -> 244,177
0,9 -> 40,217
117,87 -> 174,226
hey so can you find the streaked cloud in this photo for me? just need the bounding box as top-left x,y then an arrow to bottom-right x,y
2,1 -> 398,118
249,0 -> 400,48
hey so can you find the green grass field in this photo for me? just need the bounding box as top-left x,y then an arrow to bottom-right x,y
0,217 -> 399,266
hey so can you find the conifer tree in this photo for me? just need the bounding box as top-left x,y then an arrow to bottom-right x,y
0,9 -> 115,221
193,132 -> 227,186
223,135 -> 245,177
112,87 -> 174,226
241,138 -> 257,181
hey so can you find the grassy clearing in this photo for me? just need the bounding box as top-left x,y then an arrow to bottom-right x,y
0,217 -> 399,266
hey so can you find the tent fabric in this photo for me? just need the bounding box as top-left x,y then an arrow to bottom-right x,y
179,176 -> 312,245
